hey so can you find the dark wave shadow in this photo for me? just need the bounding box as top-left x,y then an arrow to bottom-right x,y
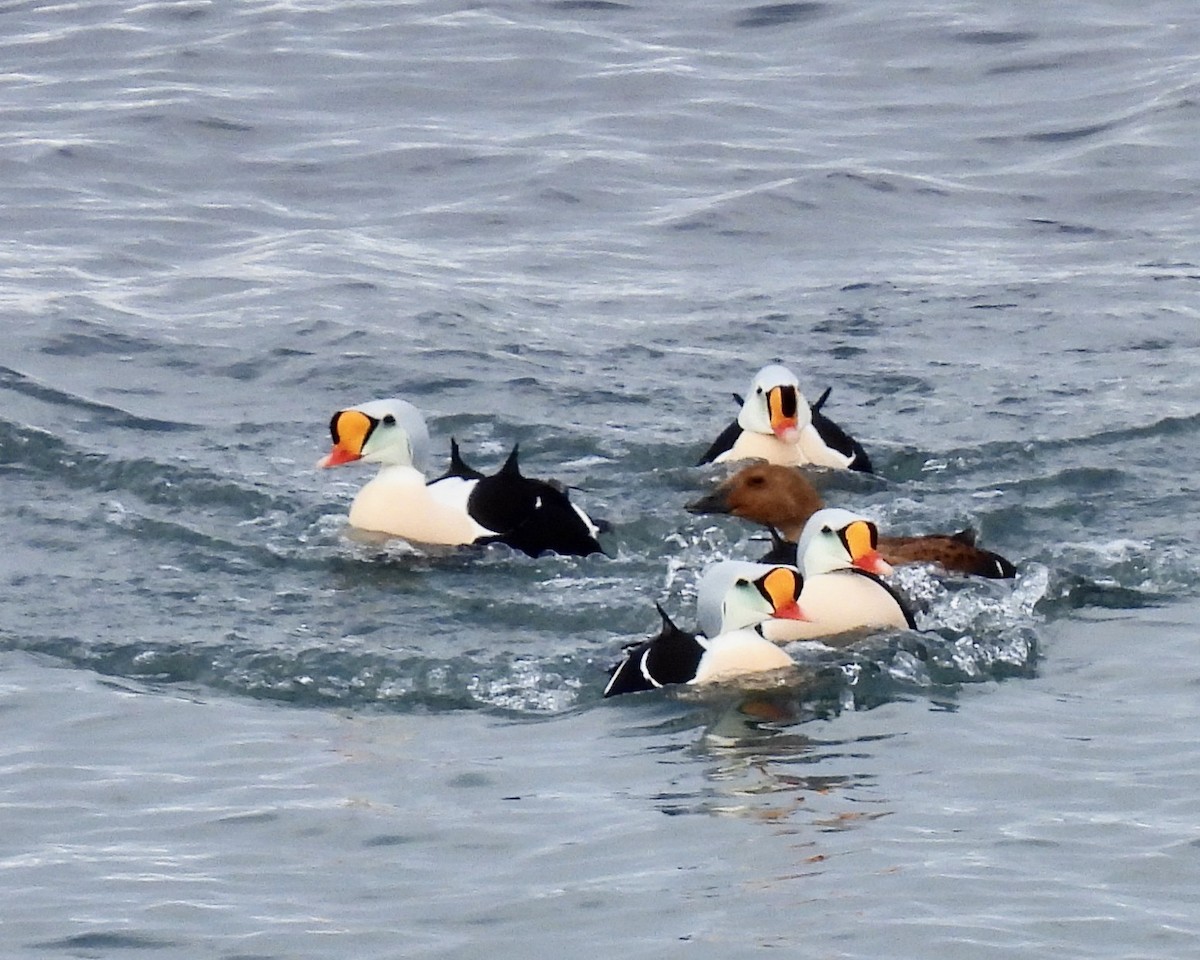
735,2 -> 829,29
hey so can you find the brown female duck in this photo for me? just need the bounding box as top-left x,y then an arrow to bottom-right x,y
687,463 -> 1016,579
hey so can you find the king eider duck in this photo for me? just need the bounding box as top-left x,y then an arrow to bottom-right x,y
696,364 -> 872,473
319,398 -> 604,557
604,561 -> 805,697
760,508 -> 917,645
686,463 -> 1017,578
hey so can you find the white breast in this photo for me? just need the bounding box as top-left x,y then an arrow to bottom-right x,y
760,571 -> 909,643
796,424 -> 855,469
714,431 -> 806,466
690,629 -> 795,685
346,466 -> 493,546
714,426 -> 853,469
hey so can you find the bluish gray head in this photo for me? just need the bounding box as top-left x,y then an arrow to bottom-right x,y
695,559 -> 803,636
318,397 -> 432,473
795,507 -> 892,577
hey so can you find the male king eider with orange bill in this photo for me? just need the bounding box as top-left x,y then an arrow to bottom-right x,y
319,398 -> 604,558
604,561 -> 805,697
760,507 -> 916,644
697,363 -> 872,473
686,462 -> 1017,578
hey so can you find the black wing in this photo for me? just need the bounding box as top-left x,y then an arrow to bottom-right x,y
428,437 -> 486,484
696,420 -> 743,466
810,387 -> 873,474
950,530 -> 1017,579
696,392 -> 747,466
604,643 -> 657,698
974,549 -> 1017,579
490,480 -> 605,558
604,605 -> 704,698
755,528 -> 800,566
468,446 -> 604,557
854,570 -> 917,629
945,529 -> 1017,579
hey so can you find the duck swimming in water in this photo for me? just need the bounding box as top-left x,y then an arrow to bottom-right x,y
603,561 -> 804,697
697,364 -> 872,473
759,507 -> 916,644
319,398 -> 604,557
687,462 -> 1017,579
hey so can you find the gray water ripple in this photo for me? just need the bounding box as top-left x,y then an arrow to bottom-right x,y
3,0 -> 1200,954
735,3 -> 830,30
545,1 -> 635,13
0,419 -> 290,519
4,343 -> 1177,718
3,632 -> 599,715
0,366 -> 191,432
956,29 -> 1038,47
32,931 -> 179,952
0,519 -> 1047,716
878,410 -> 1200,485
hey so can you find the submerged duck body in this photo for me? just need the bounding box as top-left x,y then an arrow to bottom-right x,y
687,463 -> 1017,579
871,529 -> 1016,579
761,508 -> 916,644
604,561 -> 803,697
697,364 -> 872,473
319,398 -> 603,557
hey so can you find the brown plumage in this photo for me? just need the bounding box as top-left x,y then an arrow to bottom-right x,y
876,529 -> 1015,577
686,463 -> 1016,579
687,463 -> 824,542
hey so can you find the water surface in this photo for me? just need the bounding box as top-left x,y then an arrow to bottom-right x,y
1,0 -> 1199,956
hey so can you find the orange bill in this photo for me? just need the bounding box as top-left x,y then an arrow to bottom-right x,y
318,409 -> 372,468
843,520 -> 893,575
761,566 -> 807,620
767,385 -> 799,439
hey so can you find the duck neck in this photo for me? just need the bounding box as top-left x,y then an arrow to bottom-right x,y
778,518 -> 806,542
373,463 -> 426,485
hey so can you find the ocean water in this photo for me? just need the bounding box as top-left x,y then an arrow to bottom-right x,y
2,0 -> 1199,957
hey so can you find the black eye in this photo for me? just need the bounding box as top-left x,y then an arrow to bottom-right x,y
756,386 -> 764,394
821,525 -> 832,534
735,578 -> 749,587
382,414 -> 396,425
